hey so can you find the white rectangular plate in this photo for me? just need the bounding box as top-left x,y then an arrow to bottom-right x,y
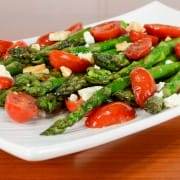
0,1 -> 179,161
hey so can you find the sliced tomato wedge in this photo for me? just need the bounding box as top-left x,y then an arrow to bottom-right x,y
175,43 -> 180,59
36,33 -> 56,46
49,50 -> 91,73
0,77 -> 13,89
5,92 -> 39,123
125,38 -> 152,60
90,21 -> 126,42
66,22 -> 83,33
65,97 -> 83,112
144,24 -> 180,38
85,102 -> 136,128
0,40 -> 13,58
129,31 -> 159,45
130,67 -> 156,107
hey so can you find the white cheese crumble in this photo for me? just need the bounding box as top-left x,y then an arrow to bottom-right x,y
156,82 -> 165,92
0,65 -> 13,79
78,86 -> 103,101
164,94 -> 180,108
85,44 -> 90,47
165,36 -> 172,41
68,94 -> 78,102
94,64 -> 100,69
78,52 -> 94,64
31,43 -> 40,51
126,22 -> 145,32
116,41 -> 131,51
60,66 -> 72,77
165,60 -> 173,64
83,31 -> 95,44
49,31 -> 70,41
154,91 -> 164,98
23,64 -> 49,74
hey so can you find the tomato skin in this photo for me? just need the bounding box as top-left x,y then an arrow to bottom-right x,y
85,102 -> 136,128
0,40 -> 13,57
65,98 -> 83,112
5,92 -> 39,123
129,31 -> 159,45
144,24 -> 180,38
66,22 -> 83,33
49,50 -> 91,73
175,43 -> 180,58
125,38 -> 152,60
130,67 -> 156,107
90,21 -> 126,42
36,33 -> 55,46
0,77 -> 13,89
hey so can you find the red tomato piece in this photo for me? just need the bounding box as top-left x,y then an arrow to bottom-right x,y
0,77 -> 13,90
5,92 -> 39,123
144,24 -> 180,38
130,67 -> 156,107
65,98 -> 83,112
125,38 -> 152,60
36,33 -> 56,46
129,31 -> 159,45
66,22 -> 83,33
90,21 -> 126,42
175,43 -> 180,59
85,102 -> 136,128
49,50 -> 91,73
0,40 -> 13,57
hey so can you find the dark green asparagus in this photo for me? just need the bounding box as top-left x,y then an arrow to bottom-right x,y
41,63 -> 180,135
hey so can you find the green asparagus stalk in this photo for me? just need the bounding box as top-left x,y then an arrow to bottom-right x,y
66,35 -> 130,54
55,75 -> 89,96
93,52 -> 130,71
41,63 -> 180,135
6,61 -> 23,75
144,71 -> 180,114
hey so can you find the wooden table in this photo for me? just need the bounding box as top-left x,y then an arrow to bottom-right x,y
0,0 -> 180,179
0,116 -> 179,180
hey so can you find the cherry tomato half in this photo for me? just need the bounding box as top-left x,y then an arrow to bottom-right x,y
175,43 -> 180,59
130,67 -> 156,107
129,31 -> 159,45
0,40 -> 13,57
125,38 -> 152,60
144,24 -> 180,38
36,33 -> 56,46
85,102 -> 136,128
65,97 -> 83,112
0,77 -> 13,90
90,21 -> 126,42
49,50 -> 91,73
66,22 -> 83,33
5,92 -> 39,123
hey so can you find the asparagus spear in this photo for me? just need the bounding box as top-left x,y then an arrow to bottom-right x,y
55,74 -> 89,96
66,35 -> 130,54
112,38 -> 180,79
41,63 -> 179,135
144,71 -> 180,114
6,61 -> 23,75
93,52 -> 130,71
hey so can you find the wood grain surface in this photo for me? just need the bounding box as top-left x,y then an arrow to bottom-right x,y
0,116 -> 179,180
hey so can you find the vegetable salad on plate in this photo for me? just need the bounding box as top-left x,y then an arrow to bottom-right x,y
0,21 -> 179,136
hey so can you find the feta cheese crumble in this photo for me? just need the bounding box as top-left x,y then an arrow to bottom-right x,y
68,94 -> 78,102
78,52 -> 94,64
156,82 -> 165,92
164,94 -> 180,108
31,43 -> 40,51
83,31 -> 95,44
49,31 -> 70,41
60,66 -> 72,77
126,22 -> 145,32
0,65 -> 13,79
78,86 -> 103,101
165,60 -> 173,64
116,41 -> 131,51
